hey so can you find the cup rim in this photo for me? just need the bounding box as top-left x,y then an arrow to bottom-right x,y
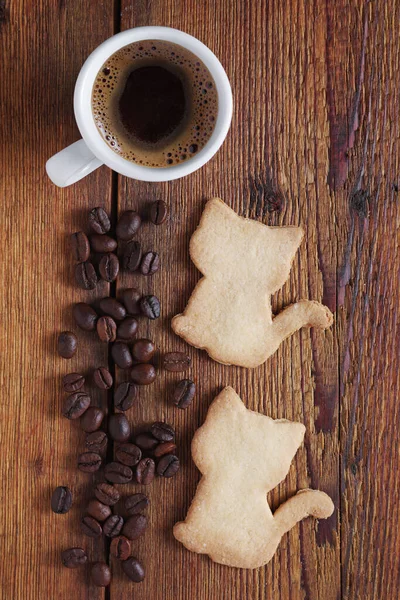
74,26 -> 232,182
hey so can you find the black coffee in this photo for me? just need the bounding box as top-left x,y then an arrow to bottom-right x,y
92,40 -> 218,167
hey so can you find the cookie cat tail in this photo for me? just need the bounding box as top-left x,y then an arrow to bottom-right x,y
273,489 -> 334,537
272,300 -> 333,343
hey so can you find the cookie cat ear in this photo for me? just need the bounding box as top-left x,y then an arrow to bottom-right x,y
264,227 -> 304,293
266,420 -> 305,486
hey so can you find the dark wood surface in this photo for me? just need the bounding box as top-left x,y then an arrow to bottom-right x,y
1,1 -> 399,599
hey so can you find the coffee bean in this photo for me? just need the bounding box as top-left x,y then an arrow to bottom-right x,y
114,382 -> 137,411
94,482 -> 120,506
130,363 -> 156,385
87,499 -> 112,522
77,452 -> 102,473
61,547 -> 87,568
109,413 -> 131,442
116,210 -> 141,241
93,367 -> 113,390
173,379 -> 195,409
81,515 -> 102,537
121,288 -> 141,315
131,339 -> 155,362
151,422 -> 175,442
88,207 -> 110,234
135,433 -> 158,451
139,295 -> 160,319
90,234 -> 117,253
100,297 -> 127,321
57,331 -> 77,359
80,407 -> 104,433
71,231 -> 90,262
97,316 -> 117,342
163,352 -> 191,372
86,431 -> 108,453
149,200 -> 167,225
139,251 -> 160,275
157,454 -> 180,478
123,241 -> 142,271
117,318 -> 138,341
62,392 -> 90,419
125,493 -> 149,516
122,514 -> 147,540
136,458 -> 155,485
99,253 -> 119,282
103,514 -> 124,537
73,303 -> 98,331
110,536 -> 131,560
75,261 -> 98,290
122,557 -> 145,582
111,342 -> 133,369
115,443 -> 141,467
51,486 -> 72,514
91,562 -> 112,587
153,442 -> 177,458
104,462 -> 133,484
62,372 -> 85,393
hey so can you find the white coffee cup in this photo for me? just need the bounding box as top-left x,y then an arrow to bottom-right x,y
46,26 -> 232,187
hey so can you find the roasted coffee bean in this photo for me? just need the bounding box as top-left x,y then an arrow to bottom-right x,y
87,499 -> 112,522
57,331 -> 77,359
173,379 -> 195,409
149,200 -> 167,225
71,231 -> 90,262
51,486 -> 72,514
139,295 -> 160,319
73,303 -> 98,331
93,367 -> 113,390
90,234 -> 117,253
104,462 -> 133,484
130,363 -> 156,385
121,288 -> 141,315
116,210 -> 141,241
99,253 -> 119,282
61,547 -> 87,568
131,339 -> 155,362
91,562 -> 111,587
122,514 -> 147,541
80,407 -> 104,433
163,352 -> 191,372
115,443 -> 141,467
151,422 -> 175,442
94,482 -> 120,506
125,493 -> 149,516
109,413 -> 131,442
114,382 -> 137,411
97,315 -> 117,342
75,261 -> 97,290
139,251 -> 160,275
157,454 -> 180,478
111,342 -> 133,369
81,515 -> 102,537
88,207 -> 111,234
135,433 -> 158,451
123,241 -> 142,272
62,392 -> 90,419
135,458 -> 155,485
110,536 -> 131,560
86,431 -> 108,453
77,452 -> 102,473
116,317 -> 138,342
153,441 -> 177,458
103,514 -> 124,537
62,372 -> 85,393
122,557 -> 145,582
100,297 -> 127,321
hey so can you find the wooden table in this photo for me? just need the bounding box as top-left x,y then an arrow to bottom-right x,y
1,1 -> 399,598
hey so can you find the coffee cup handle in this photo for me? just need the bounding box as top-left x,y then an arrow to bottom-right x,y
46,139 -> 103,188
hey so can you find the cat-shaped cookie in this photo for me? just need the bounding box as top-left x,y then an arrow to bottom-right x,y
172,198 -> 333,368
173,387 -> 334,569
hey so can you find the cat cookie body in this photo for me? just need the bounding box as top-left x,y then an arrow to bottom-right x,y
172,198 -> 333,368
173,387 -> 334,569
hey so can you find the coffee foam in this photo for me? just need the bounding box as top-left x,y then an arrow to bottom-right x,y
92,40 -> 218,168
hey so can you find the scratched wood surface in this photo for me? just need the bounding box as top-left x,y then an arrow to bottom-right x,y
0,1 -> 399,599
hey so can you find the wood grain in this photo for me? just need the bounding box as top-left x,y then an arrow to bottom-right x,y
0,0 -> 399,599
